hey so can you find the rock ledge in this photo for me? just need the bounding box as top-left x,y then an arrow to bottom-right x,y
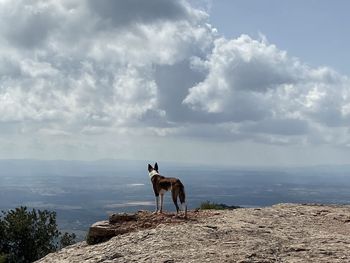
86,211 -> 195,245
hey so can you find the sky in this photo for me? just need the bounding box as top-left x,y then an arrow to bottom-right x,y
0,0 -> 349,166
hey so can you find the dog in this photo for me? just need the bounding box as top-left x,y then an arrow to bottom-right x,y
148,162 -> 187,217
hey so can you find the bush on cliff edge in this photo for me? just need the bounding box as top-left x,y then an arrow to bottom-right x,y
0,206 -> 76,263
199,201 -> 241,210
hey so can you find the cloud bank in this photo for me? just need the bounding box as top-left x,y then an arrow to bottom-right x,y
0,0 -> 349,158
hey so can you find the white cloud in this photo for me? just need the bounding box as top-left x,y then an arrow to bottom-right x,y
183,35 -> 350,145
0,0 -> 213,131
184,35 -> 301,113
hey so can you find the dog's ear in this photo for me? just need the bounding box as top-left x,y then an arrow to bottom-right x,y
148,164 -> 153,172
154,162 -> 158,171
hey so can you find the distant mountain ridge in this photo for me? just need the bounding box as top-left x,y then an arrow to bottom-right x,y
1,158 -> 350,176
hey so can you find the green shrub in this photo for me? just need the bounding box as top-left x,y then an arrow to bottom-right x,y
0,253 -> 7,263
0,206 -> 76,263
59,232 -> 76,249
199,201 -> 241,210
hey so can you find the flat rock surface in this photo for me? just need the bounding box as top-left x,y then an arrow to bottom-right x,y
36,204 -> 350,263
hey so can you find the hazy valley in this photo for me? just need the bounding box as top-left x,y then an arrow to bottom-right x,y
1,159 -> 350,240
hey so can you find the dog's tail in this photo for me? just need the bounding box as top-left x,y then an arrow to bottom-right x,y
179,183 -> 187,218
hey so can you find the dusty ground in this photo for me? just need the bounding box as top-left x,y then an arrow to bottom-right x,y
37,204 -> 350,263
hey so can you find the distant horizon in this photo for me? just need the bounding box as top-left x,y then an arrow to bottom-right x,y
1,157 -> 350,170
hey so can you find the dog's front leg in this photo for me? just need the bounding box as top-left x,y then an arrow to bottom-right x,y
154,195 -> 159,213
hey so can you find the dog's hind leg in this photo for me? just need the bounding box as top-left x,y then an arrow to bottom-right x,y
178,183 -> 187,218
171,189 -> 180,214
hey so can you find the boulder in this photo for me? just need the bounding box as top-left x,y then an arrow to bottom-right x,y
86,220 -> 117,245
109,212 -> 137,224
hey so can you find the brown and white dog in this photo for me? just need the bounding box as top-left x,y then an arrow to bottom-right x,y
148,162 -> 187,217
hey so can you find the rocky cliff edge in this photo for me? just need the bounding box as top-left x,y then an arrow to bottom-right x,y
36,203 -> 350,263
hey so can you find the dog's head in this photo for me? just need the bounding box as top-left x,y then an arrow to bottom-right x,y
148,162 -> 159,178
